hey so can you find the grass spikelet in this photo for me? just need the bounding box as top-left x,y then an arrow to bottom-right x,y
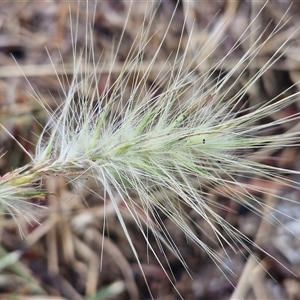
1,1 -> 300,298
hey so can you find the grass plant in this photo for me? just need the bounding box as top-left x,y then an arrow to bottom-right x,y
1,1 -> 300,299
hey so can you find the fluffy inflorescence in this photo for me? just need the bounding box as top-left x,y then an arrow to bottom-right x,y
1,0 -> 300,288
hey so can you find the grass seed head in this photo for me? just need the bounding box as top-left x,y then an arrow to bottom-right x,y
2,1 -> 300,297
